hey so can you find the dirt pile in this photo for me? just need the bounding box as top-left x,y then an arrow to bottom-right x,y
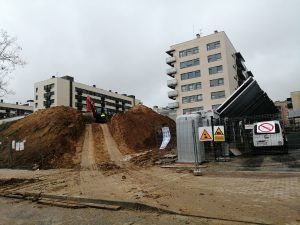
108,105 -> 176,155
0,106 -> 84,169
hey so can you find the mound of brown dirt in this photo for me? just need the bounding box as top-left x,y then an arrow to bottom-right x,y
108,105 -> 176,154
0,106 -> 84,169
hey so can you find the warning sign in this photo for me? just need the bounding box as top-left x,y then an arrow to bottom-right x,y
215,127 -> 223,135
199,127 -> 213,141
256,121 -> 275,134
214,126 -> 225,142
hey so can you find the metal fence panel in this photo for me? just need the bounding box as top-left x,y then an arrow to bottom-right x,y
176,114 -> 205,163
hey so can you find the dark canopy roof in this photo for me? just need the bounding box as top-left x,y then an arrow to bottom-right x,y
216,77 -> 278,118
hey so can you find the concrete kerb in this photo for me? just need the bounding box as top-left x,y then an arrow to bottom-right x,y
0,191 -> 272,225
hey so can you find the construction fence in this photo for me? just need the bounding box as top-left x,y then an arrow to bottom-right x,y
205,113 -> 300,160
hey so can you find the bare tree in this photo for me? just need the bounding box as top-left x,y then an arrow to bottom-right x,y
0,29 -> 26,97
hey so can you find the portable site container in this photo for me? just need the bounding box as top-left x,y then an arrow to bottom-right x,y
176,114 -> 205,163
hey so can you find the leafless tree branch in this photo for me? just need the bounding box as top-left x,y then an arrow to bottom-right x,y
0,29 -> 26,97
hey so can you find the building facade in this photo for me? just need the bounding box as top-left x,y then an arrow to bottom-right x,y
274,100 -> 290,126
166,31 -> 253,117
34,76 -> 140,114
153,106 -> 177,121
0,100 -> 33,119
287,91 -> 300,124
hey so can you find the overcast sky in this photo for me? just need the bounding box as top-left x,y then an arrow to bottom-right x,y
1,0 -> 300,107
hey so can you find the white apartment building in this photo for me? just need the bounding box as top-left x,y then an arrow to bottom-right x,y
0,100 -> 34,119
166,31 -> 253,116
34,76 -> 140,114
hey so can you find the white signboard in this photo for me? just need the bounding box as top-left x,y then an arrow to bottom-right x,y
199,127 -> 213,141
256,121 -> 275,134
245,124 -> 254,130
159,127 -> 171,150
19,141 -> 25,151
16,142 -> 20,151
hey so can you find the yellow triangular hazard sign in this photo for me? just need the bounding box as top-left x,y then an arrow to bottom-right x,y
200,129 -> 212,140
215,127 -> 224,135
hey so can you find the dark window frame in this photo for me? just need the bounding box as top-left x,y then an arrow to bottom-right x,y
207,53 -> 222,63
210,78 -> 224,87
181,82 -> 202,92
182,94 -> 203,104
209,65 -> 223,75
179,47 -> 199,58
180,58 -> 200,69
180,70 -> 201,80
207,41 -> 220,51
183,106 -> 204,114
211,91 -> 225,99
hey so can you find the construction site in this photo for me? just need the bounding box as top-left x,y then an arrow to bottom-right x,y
0,100 -> 299,225
0,6 -> 300,223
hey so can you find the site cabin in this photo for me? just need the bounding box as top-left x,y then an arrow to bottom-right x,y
252,120 -> 288,153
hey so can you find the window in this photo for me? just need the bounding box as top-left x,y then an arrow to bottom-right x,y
207,41 -> 220,51
180,58 -> 200,69
35,95 -> 38,100
35,87 -> 38,93
209,65 -> 223,75
181,70 -> 200,80
44,83 -> 54,91
182,94 -> 203,104
212,104 -> 221,110
208,53 -> 221,63
35,103 -> 38,108
210,78 -> 224,87
183,106 -> 204,114
181,82 -> 201,92
211,91 -> 225,99
179,47 -> 199,58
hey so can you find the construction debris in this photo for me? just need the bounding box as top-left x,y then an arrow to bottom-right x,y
129,150 -> 159,167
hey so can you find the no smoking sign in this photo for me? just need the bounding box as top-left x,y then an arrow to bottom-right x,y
256,121 -> 275,134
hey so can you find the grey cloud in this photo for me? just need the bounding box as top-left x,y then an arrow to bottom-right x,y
1,0 -> 299,105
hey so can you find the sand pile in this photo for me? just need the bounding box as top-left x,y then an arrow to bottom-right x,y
0,106 -> 84,169
108,105 -> 176,155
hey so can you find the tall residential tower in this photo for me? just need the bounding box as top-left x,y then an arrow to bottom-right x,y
166,31 -> 253,116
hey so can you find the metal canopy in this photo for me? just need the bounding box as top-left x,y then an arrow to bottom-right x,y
216,77 -> 278,117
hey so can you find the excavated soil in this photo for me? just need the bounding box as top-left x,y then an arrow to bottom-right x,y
91,123 -> 110,164
0,106 -> 84,169
108,105 -> 176,155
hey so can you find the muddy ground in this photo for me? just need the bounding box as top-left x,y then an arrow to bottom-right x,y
0,168 -> 299,225
0,197 -> 254,225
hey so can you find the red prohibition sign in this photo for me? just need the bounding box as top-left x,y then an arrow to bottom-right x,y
258,122 -> 274,132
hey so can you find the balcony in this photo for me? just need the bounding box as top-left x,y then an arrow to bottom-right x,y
168,90 -> 178,100
237,69 -> 247,80
236,59 -> 246,71
168,102 -> 179,109
43,91 -> 54,99
246,71 -> 254,77
166,67 -> 177,77
166,49 -> 175,56
235,52 -> 245,61
167,79 -> 177,89
166,56 -> 176,66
